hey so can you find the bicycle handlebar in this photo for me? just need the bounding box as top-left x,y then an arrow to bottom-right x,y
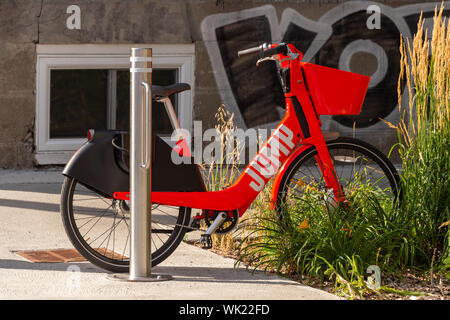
261,44 -> 287,58
237,44 -> 265,57
237,43 -> 288,58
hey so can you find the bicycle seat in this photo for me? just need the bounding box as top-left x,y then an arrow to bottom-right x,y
152,83 -> 190,98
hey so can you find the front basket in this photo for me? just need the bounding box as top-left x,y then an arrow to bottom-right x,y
302,63 -> 370,116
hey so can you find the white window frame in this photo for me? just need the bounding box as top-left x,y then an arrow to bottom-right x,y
35,44 -> 195,165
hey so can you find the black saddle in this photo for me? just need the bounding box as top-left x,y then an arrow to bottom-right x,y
152,83 -> 190,98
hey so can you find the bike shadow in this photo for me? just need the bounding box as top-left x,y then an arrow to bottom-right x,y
0,258 -> 300,286
151,265 -> 300,286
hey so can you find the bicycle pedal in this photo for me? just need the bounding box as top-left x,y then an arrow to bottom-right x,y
200,234 -> 212,249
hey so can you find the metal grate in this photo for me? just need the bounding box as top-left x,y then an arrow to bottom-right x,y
15,248 -> 127,263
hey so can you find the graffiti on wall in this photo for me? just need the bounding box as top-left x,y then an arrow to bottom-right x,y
201,1 -> 450,136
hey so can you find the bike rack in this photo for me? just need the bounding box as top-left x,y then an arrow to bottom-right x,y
108,48 -> 172,282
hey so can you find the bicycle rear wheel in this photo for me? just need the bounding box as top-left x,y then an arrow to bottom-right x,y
277,137 -> 400,214
60,177 -> 191,273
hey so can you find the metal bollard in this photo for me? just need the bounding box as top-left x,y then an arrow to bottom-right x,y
108,48 -> 172,282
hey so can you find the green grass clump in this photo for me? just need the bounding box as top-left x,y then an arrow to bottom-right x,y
236,185 -> 406,298
387,6 -> 450,271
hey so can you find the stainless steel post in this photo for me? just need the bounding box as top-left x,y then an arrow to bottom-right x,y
129,48 -> 152,279
108,48 -> 171,282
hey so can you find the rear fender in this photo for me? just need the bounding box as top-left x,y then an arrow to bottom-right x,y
62,131 -> 129,197
63,130 -> 206,198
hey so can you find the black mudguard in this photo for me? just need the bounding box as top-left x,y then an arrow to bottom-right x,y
62,130 -> 206,197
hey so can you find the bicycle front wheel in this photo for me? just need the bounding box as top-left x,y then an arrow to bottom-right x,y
277,137 -> 400,214
60,177 -> 191,273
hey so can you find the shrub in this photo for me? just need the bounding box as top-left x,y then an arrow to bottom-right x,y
387,5 -> 449,269
236,184 -> 408,298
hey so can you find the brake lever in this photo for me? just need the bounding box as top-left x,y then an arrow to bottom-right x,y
280,45 -> 300,64
256,56 -> 276,66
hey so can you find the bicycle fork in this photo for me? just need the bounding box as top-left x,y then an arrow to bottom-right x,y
314,144 -> 346,204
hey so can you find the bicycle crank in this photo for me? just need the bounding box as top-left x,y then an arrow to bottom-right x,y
204,210 -> 239,234
199,212 -> 228,249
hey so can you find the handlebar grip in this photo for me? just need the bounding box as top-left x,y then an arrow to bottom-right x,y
237,45 -> 263,57
262,43 -> 287,58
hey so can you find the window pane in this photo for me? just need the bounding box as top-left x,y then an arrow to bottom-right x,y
50,69 -> 108,138
116,69 -> 177,133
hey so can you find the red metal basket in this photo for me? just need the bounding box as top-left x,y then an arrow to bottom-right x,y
302,63 -> 370,116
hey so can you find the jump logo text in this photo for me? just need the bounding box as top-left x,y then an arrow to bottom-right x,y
245,124 -> 295,192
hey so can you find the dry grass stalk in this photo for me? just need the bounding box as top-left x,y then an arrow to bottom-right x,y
390,4 -> 449,144
387,3 -> 450,269
201,105 -> 242,251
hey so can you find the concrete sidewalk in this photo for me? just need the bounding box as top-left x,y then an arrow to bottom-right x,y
0,169 -> 339,300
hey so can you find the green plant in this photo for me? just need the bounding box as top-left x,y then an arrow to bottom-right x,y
386,5 -> 450,270
439,221 -> 450,278
236,184 -> 407,298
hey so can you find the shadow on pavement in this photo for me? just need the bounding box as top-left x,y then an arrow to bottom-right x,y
0,183 -> 62,195
0,198 -> 184,221
0,259 -> 103,273
0,259 -> 300,286
0,198 -> 60,213
153,266 -> 301,286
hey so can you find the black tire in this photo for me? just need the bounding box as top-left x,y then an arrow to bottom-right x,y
277,137 -> 400,214
60,177 -> 191,273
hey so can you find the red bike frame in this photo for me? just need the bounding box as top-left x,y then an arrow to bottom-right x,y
114,44 -> 369,218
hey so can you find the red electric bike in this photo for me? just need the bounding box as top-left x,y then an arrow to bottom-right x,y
60,43 -> 399,272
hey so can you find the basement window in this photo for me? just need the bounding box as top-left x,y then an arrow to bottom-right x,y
49,68 -> 177,138
35,44 -> 194,165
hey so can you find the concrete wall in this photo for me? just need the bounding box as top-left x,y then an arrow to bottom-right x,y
0,0 -> 448,167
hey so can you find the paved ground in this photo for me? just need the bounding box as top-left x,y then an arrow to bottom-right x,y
0,169 -> 339,300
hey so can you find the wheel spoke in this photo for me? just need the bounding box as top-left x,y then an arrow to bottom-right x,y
279,141 -> 398,217
62,178 -> 190,272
